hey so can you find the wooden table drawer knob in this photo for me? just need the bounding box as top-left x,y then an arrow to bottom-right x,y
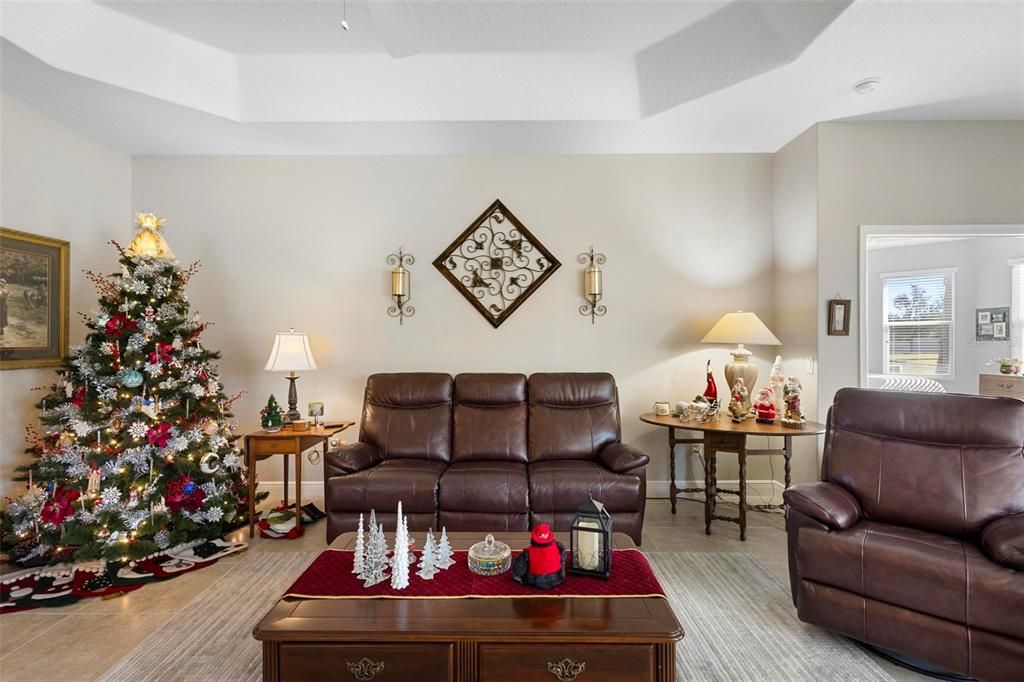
547,657 -> 587,681
346,657 -> 385,680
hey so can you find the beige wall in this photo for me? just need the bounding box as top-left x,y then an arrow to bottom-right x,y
817,121 -> 1024,419
772,126 -> 821,483
130,154 -> 783,497
0,96 -> 131,498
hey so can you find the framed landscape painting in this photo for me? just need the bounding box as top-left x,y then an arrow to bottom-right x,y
0,227 -> 69,370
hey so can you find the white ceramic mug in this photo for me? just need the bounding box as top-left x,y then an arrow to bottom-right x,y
653,401 -> 671,416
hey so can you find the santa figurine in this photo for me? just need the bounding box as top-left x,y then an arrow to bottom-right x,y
753,386 -> 776,423
512,523 -> 566,589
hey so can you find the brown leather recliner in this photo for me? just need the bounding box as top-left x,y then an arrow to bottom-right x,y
784,388 -> 1024,681
325,372 -> 649,544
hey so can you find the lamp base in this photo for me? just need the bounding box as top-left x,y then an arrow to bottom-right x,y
284,373 -> 302,423
724,347 -> 758,413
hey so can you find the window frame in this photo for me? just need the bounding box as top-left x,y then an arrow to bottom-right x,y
879,266 -> 957,380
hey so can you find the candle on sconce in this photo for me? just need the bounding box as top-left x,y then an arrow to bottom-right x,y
391,264 -> 410,299
584,264 -> 603,298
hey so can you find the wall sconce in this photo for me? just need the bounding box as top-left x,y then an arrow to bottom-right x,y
577,247 -> 606,324
387,248 -> 415,324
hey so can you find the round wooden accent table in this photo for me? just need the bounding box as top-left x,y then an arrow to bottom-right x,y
639,412 -> 825,540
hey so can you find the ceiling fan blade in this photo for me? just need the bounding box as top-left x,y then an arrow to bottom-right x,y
367,0 -> 420,59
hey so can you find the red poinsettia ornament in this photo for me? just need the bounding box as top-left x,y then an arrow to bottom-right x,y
149,341 -> 173,364
166,475 -> 205,513
146,422 -> 173,448
70,387 -> 86,408
40,487 -> 81,525
104,313 -> 137,336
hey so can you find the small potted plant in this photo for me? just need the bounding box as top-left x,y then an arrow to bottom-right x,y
995,358 -> 1022,375
261,394 -> 285,432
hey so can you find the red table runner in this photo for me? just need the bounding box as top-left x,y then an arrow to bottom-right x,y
284,548 -> 665,600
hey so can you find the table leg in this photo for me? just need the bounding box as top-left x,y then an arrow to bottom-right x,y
283,456 -> 289,506
668,427 -> 678,514
704,435 -> 716,535
784,436 -> 793,490
295,450 -> 302,534
738,449 -> 748,542
246,437 -> 256,539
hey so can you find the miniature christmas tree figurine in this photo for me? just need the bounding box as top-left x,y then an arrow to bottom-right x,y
390,503 -> 410,590
353,513 -> 366,577
417,529 -> 439,580
260,395 -> 284,432
362,522 -> 389,587
435,526 -> 455,569
404,515 -> 415,565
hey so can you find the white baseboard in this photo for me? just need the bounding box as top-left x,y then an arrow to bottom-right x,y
257,480 -> 787,506
647,479 -> 785,506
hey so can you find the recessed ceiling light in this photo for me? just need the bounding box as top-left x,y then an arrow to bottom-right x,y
854,77 -> 882,95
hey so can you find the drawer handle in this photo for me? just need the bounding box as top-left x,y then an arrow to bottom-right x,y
547,658 -> 586,681
346,658 -> 385,680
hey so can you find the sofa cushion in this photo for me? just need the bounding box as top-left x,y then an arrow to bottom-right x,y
452,373 -> 527,463
360,373 -> 452,462
528,460 -> 642,514
797,519 -> 1024,640
325,459 -> 447,514
528,373 -> 620,462
440,461 -> 529,513
825,388 -> 1024,537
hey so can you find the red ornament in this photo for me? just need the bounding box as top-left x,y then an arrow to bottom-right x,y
104,314 -> 137,336
146,422 -> 173,448
70,387 -> 86,408
149,341 -> 173,364
40,487 -> 80,525
166,475 -> 206,513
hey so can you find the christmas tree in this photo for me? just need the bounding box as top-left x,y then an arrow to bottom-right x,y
1,213 -> 258,566
390,503 -> 410,590
435,527 -> 455,569
417,529 -> 438,580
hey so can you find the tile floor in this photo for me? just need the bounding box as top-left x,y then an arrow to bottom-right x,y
0,497 -> 927,681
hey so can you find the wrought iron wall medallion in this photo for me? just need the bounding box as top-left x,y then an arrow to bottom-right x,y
433,199 -> 561,328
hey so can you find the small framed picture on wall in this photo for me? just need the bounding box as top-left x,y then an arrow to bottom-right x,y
977,307 -> 1010,341
827,298 -> 851,336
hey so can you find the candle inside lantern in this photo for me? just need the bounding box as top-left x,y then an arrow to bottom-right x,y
576,520 -> 601,570
391,265 -> 410,299
584,265 -> 603,298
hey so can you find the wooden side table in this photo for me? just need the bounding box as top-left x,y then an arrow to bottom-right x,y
640,413 -> 825,540
244,422 -> 354,538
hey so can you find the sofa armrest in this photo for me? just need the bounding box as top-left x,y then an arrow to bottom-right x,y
981,513 -> 1024,571
325,442 -> 381,478
598,442 -> 650,474
783,482 -> 861,530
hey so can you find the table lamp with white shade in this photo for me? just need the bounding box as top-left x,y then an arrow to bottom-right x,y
265,328 -> 318,423
701,311 -> 781,407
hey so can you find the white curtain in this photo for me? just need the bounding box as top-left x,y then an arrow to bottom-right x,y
1012,259 -> 1024,361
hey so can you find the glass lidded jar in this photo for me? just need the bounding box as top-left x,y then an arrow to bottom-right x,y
467,534 -> 511,576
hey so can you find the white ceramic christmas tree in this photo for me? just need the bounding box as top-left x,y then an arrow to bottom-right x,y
353,512 -> 366,577
417,529 -> 439,580
435,526 -> 455,569
362,522 -> 389,587
390,503 -> 410,590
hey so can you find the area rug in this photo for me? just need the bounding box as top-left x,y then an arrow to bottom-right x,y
99,550 -> 892,681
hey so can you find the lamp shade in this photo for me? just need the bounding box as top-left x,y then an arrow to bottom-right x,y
701,311 -> 781,346
264,329 -> 318,372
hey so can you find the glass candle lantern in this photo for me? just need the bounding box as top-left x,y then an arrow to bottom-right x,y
569,494 -> 612,579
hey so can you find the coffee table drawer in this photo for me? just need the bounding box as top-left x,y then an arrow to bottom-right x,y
279,643 -> 452,681
480,643 -> 654,681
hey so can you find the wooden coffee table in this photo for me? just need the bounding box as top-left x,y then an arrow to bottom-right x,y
253,532 -> 683,681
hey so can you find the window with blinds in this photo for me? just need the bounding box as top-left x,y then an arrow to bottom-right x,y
882,269 -> 955,377
1012,259 -> 1024,361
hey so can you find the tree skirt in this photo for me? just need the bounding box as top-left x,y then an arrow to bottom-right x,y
284,548 -> 665,600
0,537 -> 246,613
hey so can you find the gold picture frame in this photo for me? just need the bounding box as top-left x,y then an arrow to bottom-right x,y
1,227 -> 70,370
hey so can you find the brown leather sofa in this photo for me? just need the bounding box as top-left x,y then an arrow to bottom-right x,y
325,372 -> 649,544
784,388 -> 1024,680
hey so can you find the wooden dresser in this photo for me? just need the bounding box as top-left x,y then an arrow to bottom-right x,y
979,373 -> 1024,401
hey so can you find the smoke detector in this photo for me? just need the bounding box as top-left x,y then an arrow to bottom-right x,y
854,77 -> 882,95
